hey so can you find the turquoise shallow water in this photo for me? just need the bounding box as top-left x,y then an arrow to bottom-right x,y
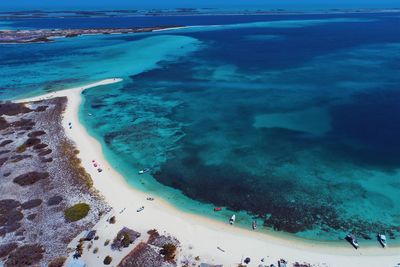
2,13 -> 400,244
0,34 -> 200,100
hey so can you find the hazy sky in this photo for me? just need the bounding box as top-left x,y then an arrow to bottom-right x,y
1,0 -> 399,10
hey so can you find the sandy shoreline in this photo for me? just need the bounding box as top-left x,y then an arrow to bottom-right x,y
17,79 -> 400,266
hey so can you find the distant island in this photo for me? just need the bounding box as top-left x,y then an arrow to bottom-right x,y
0,26 -> 181,44
0,8 -> 399,19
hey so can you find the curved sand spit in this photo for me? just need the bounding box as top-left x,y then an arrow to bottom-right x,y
17,79 -> 400,267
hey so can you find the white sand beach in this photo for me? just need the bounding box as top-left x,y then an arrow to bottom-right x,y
17,79 -> 400,267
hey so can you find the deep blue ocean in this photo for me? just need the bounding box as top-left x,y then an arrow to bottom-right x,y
1,12 -> 400,243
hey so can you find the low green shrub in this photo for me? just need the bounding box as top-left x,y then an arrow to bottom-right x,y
5,244 -> 44,266
48,257 -> 66,267
16,144 -> 27,153
13,172 -> 49,186
160,243 -> 177,262
103,255 -> 112,265
64,203 -> 90,222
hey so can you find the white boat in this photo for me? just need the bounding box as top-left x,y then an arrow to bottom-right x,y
138,168 -> 150,175
345,234 -> 359,249
377,233 -> 387,247
252,220 -> 257,230
229,214 -> 236,225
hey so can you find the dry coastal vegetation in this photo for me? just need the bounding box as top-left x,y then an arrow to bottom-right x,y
0,98 -> 109,266
1,96 -> 217,267
117,229 -> 180,267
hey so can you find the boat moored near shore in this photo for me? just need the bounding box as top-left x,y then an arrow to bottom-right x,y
252,220 -> 257,230
377,233 -> 387,248
345,234 -> 359,249
138,168 -> 151,175
229,214 -> 236,225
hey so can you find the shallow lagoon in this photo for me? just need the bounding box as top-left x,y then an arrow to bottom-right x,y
2,13 -> 400,243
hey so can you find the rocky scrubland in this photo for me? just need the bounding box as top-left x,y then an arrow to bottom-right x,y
0,98 -> 109,266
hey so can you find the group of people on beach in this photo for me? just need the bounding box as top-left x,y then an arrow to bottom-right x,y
92,160 -> 102,172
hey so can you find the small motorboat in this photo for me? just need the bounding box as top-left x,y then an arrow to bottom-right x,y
136,206 -> 144,212
138,168 -> 150,175
252,220 -> 257,230
214,207 -> 222,212
345,234 -> 359,249
377,233 -> 387,248
229,214 -> 236,225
